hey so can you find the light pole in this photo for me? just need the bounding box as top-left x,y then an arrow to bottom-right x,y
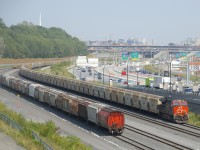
126,58 -> 133,89
93,73 -> 96,83
104,68 -> 111,86
165,61 -> 172,92
166,54 -> 176,92
73,66 -> 77,79
79,71 -> 82,80
136,67 -> 140,86
103,65 -> 106,84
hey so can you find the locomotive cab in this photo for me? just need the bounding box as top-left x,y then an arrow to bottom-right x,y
159,97 -> 189,123
171,100 -> 188,123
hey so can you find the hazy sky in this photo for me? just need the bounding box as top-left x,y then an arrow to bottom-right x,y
0,0 -> 200,44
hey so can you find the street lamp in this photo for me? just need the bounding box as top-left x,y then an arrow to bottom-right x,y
79,70 -> 82,80
104,68 -> 111,86
93,73 -> 96,83
103,65 -> 106,84
73,67 -> 76,79
165,54 -> 177,92
126,58 -> 133,89
136,67 -> 140,86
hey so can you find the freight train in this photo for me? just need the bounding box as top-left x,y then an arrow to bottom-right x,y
0,74 -> 125,135
19,62 -> 188,123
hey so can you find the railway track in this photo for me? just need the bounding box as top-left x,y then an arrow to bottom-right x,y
183,124 -> 200,131
115,135 -> 154,150
125,124 -> 193,150
5,69 -> 200,148
119,109 -> 200,138
12,69 -> 200,138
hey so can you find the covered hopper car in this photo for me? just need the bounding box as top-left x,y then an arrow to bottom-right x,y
19,63 -> 189,123
0,74 -> 124,135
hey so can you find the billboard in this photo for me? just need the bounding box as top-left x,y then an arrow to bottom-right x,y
131,52 -> 139,60
175,52 -> 187,58
122,52 -> 139,60
122,52 -> 128,60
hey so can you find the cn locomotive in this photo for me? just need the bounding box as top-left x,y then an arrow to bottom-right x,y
19,62 -> 189,123
0,74 -> 124,135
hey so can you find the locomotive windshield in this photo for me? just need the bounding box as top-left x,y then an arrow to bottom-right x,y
172,100 -> 188,106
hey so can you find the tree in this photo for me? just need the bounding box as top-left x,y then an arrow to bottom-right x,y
1,20 -> 88,58
0,18 -> 6,28
0,37 -> 5,56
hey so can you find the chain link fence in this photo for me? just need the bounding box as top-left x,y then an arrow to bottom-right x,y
0,113 -> 53,150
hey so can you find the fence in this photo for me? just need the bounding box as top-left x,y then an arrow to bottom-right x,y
0,113 -> 53,150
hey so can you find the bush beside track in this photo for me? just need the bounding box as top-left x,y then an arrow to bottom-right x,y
188,112 -> 200,127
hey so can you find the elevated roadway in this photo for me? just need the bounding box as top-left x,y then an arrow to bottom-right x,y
88,45 -> 200,53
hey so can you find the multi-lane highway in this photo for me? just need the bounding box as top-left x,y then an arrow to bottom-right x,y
70,65 -> 200,114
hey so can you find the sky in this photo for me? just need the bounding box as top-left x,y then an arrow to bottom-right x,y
0,0 -> 200,45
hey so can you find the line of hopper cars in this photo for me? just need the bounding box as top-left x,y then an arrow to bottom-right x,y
0,74 -> 125,135
19,62 -> 189,123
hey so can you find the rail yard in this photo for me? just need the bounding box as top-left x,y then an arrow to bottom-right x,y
0,61 -> 199,150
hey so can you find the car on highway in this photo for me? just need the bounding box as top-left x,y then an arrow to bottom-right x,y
97,73 -> 102,79
81,77 -> 86,81
117,78 -> 122,83
123,81 -> 131,85
81,68 -> 86,72
183,88 -> 193,94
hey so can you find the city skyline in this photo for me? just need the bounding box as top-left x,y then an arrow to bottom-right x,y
0,0 -> 200,45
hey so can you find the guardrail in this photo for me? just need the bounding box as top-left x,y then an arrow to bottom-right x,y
0,113 -> 53,150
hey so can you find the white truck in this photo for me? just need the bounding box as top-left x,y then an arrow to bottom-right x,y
153,77 -> 170,89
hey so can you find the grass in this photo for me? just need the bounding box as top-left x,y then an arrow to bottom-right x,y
188,112 -> 200,127
37,61 -> 74,78
0,102 -> 92,150
143,65 -> 158,73
0,121 -> 43,150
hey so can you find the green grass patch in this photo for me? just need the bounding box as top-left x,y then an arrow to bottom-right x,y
0,102 -> 91,150
0,121 -> 43,150
143,65 -> 158,73
188,112 -> 200,127
37,61 -> 74,78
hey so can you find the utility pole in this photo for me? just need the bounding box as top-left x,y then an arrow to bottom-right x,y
186,60 -> 190,86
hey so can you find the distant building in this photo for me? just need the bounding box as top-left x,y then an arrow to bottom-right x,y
195,38 -> 200,46
190,62 -> 200,71
118,39 -> 125,45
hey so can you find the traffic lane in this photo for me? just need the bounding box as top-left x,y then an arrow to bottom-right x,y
0,132 -> 25,150
95,66 -> 146,85
0,85 -> 122,150
73,68 -> 93,80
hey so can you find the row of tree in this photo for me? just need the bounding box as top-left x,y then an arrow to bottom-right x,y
0,18 -> 88,58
